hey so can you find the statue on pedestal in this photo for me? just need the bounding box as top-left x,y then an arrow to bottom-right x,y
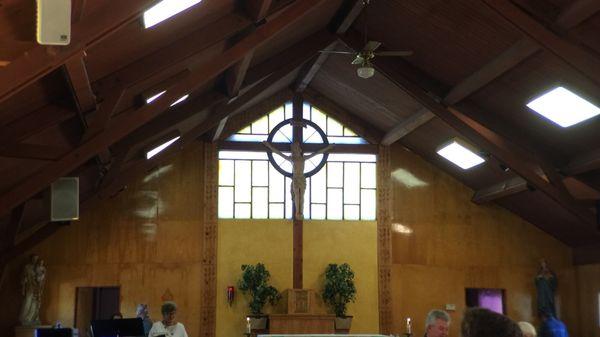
535,259 -> 556,317
19,255 -> 46,326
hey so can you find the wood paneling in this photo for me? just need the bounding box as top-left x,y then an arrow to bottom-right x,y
575,264 -> 600,337
0,142 -> 207,336
388,143 -> 578,337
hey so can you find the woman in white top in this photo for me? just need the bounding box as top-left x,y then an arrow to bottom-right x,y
149,301 -> 188,337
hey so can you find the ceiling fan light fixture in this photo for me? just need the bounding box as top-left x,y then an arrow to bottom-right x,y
357,65 -> 375,79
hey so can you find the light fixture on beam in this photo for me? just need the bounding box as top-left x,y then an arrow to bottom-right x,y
527,86 -> 600,127
170,94 -> 189,107
143,0 -> 203,29
436,138 -> 485,170
357,64 -> 375,79
146,132 -> 181,159
146,90 -> 166,104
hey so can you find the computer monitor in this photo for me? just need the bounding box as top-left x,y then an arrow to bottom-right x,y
91,318 -> 144,337
35,328 -> 73,337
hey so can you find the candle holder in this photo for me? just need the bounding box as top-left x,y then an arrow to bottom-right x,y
243,333 -> 252,337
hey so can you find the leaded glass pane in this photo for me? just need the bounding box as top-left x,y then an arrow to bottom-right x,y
218,187 -> 233,218
235,203 -> 251,218
219,160 -> 234,186
344,205 -> 360,220
361,163 -> 377,188
252,187 -> 268,219
252,161 -> 268,186
327,162 -> 343,187
327,188 -> 343,220
234,161 -> 251,202
344,163 -> 360,204
361,189 -> 376,220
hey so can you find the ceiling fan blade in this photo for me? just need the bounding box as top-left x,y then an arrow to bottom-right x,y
375,50 -> 414,56
351,55 -> 364,65
318,50 -> 355,55
363,40 -> 381,52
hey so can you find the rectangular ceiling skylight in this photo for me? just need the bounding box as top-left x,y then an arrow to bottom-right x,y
170,94 -> 189,107
143,0 -> 202,29
146,90 -> 166,104
437,139 -> 485,170
146,136 -> 180,159
527,86 -> 600,127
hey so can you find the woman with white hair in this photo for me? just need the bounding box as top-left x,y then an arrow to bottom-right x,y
518,321 -> 537,337
148,301 -> 188,337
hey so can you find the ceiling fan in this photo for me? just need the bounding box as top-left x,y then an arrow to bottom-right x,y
319,0 -> 413,79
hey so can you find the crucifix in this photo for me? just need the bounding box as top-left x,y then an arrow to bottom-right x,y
262,94 -> 333,288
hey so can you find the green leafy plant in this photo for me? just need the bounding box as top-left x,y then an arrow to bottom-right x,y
322,263 -> 357,317
238,263 -> 281,315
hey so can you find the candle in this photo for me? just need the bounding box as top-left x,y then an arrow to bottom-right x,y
246,317 -> 252,334
406,317 -> 412,334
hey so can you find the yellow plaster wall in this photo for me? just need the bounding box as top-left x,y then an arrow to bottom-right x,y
216,219 -> 378,336
216,220 -> 293,337
303,220 -> 379,333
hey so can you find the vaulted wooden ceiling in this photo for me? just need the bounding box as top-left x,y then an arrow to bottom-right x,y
0,0 -> 599,267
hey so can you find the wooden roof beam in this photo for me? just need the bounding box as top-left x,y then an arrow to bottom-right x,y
245,0 -> 273,22
63,52 -> 97,114
100,30 -> 334,196
0,0 -> 151,104
483,0 -> 600,86
445,0 -> 600,105
303,87 -> 383,144
0,0 -> 328,217
381,108 -> 435,146
293,40 -> 338,93
329,0 -> 367,34
472,176 -> 529,204
340,33 -> 598,229
564,148 -> 600,176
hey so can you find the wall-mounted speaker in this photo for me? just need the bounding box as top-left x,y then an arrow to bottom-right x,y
36,0 -> 71,45
51,177 -> 79,221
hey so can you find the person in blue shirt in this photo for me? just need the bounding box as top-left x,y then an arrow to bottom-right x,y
539,311 -> 569,337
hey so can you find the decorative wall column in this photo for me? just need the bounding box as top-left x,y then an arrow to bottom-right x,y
377,145 -> 392,334
200,142 -> 218,337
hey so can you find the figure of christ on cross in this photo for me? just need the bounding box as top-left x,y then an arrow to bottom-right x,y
262,141 -> 334,220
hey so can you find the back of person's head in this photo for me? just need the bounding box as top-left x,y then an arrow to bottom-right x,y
425,309 -> 451,337
111,312 -> 123,319
518,321 -> 536,337
136,304 -> 149,317
461,308 -> 522,337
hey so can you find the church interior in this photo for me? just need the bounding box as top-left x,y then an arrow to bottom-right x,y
0,0 -> 600,337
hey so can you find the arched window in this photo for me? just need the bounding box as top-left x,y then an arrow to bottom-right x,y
218,101 -> 376,220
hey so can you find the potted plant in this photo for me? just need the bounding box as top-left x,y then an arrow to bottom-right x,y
322,263 -> 357,332
238,263 -> 281,330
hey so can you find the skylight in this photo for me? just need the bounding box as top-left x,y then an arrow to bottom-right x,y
436,139 -> 485,170
146,90 -> 166,104
146,136 -> 180,159
143,0 -> 203,29
170,94 -> 189,107
527,86 -> 600,127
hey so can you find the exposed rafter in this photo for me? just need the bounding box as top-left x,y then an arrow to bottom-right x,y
564,148 -> 600,176
329,0 -> 367,34
219,141 -> 377,154
100,30 -> 335,197
63,52 -> 97,114
303,87 -> 384,144
472,176 -> 529,204
0,0 -> 329,217
444,0 -> 599,106
381,108 -> 435,146
482,0 -> 600,86
340,33 -> 599,232
443,38 -> 539,105
293,40 -> 338,93
0,0 -> 151,104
